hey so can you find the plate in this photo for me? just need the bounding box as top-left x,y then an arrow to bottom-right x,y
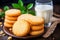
3,26 -> 44,39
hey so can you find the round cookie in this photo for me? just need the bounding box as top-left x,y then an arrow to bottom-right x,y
17,14 -> 33,25
5,9 -> 21,17
30,29 -> 44,36
4,22 -> 13,27
5,19 -> 16,24
5,16 -> 18,21
17,14 -> 33,21
31,24 -> 44,31
12,19 -> 30,37
29,16 -> 44,25
17,14 -> 44,25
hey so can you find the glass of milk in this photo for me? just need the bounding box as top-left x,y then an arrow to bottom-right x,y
35,0 -> 53,27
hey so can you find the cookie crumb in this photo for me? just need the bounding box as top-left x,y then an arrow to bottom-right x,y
9,28 -> 12,31
0,22 -> 2,25
0,30 -> 4,34
0,25 -> 2,27
2,33 -> 6,36
7,36 -> 12,40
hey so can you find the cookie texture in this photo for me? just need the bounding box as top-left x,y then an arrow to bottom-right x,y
5,16 -> 18,21
12,20 -> 30,36
18,14 -> 44,25
5,19 -> 16,24
30,29 -> 44,36
31,24 -> 44,31
4,9 -> 21,27
5,9 -> 21,16
4,22 -> 13,27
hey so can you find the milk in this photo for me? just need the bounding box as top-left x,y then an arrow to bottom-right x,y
35,5 -> 53,23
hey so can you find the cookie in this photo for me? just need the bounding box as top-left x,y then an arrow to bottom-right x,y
4,22 -> 13,27
17,14 -> 32,21
5,9 -> 21,17
29,16 -> 44,25
18,14 -> 44,25
5,16 -> 18,21
12,19 -> 30,37
17,14 -> 33,21
17,14 -> 33,25
31,24 -> 44,31
30,29 -> 44,36
5,19 -> 16,24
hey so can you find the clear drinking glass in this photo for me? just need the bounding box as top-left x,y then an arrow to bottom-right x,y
35,0 -> 53,27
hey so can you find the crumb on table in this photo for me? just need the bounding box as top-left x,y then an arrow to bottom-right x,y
7,36 -> 12,40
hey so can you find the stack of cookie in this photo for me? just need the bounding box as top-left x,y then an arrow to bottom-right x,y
12,14 -> 44,36
17,14 -> 44,36
4,9 -> 21,27
30,24 -> 44,36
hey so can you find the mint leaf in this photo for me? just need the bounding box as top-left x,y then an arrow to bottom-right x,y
11,0 -> 34,14
27,3 -> 33,9
0,12 -> 5,18
18,0 -> 23,6
0,12 -> 2,18
19,6 -> 26,11
1,12 -> 5,17
12,3 -> 20,8
4,6 -> 9,11
21,10 -> 27,14
18,0 -> 26,12
29,10 -> 35,15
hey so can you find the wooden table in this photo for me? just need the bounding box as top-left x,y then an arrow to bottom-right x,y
0,5 -> 60,40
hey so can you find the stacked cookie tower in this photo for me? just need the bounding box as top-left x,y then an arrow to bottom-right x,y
12,14 -> 44,36
30,24 -> 44,36
4,9 -> 21,27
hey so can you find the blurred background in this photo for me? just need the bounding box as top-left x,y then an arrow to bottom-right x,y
0,0 -> 34,8
0,0 -> 60,15
0,0 -> 60,8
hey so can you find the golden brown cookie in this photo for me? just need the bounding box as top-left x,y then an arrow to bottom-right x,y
5,16 -> 18,21
17,14 -> 33,25
4,22 -> 13,27
5,9 -> 21,17
29,16 -> 44,25
17,14 -> 33,21
12,19 -> 30,37
18,14 -> 44,25
17,14 -> 32,21
31,24 -> 44,31
30,29 -> 44,36
5,19 -> 16,24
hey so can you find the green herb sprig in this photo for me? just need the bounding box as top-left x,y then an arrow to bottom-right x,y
4,6 -> 9,11
0,0 -> 35,18
12,0 -> 35,15
0,12 -> 5,18
0,6 -> 9,18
